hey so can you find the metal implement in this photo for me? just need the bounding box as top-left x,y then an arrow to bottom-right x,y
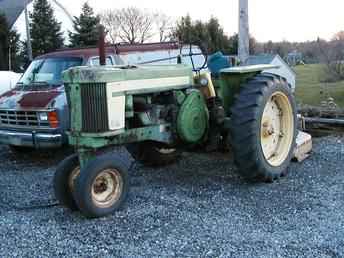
304,117 -> 344,126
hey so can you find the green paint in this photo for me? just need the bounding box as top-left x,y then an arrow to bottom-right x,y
175,90 -> 186,105
177,90 -> 208,143
78,148 -> 97,169
125,95 -> 134,118
68,124 -> 173,150
69,83 -> 83,132
215,71 -> 259,115
212,64 -> 273,114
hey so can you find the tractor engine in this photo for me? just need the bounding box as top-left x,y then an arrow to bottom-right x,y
131,89 -> 209,145
64,64 -> 210,148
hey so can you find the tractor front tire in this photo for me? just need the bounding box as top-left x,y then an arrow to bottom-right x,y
126,141 -> 181,166
230,74 -> 297,182
53,154 -> 80,210
9,145 -> 33,154
73,154 -> 129,218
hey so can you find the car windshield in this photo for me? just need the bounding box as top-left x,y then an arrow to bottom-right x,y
18,57 -> 83,86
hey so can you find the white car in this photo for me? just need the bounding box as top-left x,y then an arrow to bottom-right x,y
0,71 -> 22,95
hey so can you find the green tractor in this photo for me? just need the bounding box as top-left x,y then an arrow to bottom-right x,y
54,61 -> 297,218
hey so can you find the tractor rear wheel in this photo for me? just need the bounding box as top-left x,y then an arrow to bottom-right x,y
126,141 -> 181,166
230,74 -> 297,182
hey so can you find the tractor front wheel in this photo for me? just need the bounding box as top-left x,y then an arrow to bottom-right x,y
230,74 -> 297,182
53,154 -> 80,210
73,154 -> 129,218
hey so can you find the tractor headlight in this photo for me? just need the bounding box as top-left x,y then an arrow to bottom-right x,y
38,112 -> 48,121
200,77 -> 209,86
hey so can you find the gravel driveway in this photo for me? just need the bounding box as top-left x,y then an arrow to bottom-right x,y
0,136 -> 343,257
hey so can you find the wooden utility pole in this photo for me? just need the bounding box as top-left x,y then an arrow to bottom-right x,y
238,0 -> 249,64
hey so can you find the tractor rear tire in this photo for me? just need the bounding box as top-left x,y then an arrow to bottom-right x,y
53,154 -> 80,211
229,73 -> 297,182
126,141 -> 181,166
73,154 -> 129,218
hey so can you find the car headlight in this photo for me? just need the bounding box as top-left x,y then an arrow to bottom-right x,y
38,112 -> 48,121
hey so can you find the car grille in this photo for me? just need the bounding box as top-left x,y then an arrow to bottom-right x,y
0,110 -> 50,128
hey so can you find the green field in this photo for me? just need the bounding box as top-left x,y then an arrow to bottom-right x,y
294,64 -> 344,107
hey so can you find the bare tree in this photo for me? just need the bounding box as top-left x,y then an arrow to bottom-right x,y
154,13 -> 173,42
318,33 -> 344,82
100,10 -> 120,44
115,7 -> 155,44
100,8 -> 173,44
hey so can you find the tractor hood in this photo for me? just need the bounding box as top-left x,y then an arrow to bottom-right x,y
0,85 -> 65,110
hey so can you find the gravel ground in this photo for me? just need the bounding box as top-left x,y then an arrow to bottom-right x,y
0,136 -> 343,257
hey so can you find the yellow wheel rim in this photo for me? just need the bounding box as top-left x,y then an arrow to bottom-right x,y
261,91 -> 294,167
91,169 -> 123,208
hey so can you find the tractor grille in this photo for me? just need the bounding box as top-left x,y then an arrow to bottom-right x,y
80,83 -> 109,133
0,110 -> 50,128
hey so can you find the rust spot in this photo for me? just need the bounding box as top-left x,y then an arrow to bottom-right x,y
18,91 -> 61,108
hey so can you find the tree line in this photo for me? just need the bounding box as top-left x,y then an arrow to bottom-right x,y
0,0 -> 101,71
1,0 -> 344,75
0,1 -> 254,71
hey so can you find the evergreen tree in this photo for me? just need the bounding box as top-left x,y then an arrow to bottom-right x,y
173,16 -> 231,55
69,3 -> 100,47
228,34 -> 257,55
29,0 -> 64,57
206,17 -> 231,54
0,13 -> 22,71
0,13 -> 9,70
174,15 -> 193,44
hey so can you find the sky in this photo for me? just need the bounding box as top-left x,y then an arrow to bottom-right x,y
14,0 -> 344,42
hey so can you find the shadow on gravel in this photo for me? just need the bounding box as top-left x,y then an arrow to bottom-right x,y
1,146 -> 74,167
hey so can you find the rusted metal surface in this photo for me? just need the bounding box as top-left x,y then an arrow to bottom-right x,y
91,168 -> 123,208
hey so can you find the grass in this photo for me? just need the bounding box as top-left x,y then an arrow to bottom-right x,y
294,64 -> 344,107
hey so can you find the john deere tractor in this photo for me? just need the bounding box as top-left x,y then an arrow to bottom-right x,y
54,60 -> 297,218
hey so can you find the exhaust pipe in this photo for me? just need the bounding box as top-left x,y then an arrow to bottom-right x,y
98,25 -> 106,66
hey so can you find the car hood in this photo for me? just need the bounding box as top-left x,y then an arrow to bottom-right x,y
0,86 -> 65,110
